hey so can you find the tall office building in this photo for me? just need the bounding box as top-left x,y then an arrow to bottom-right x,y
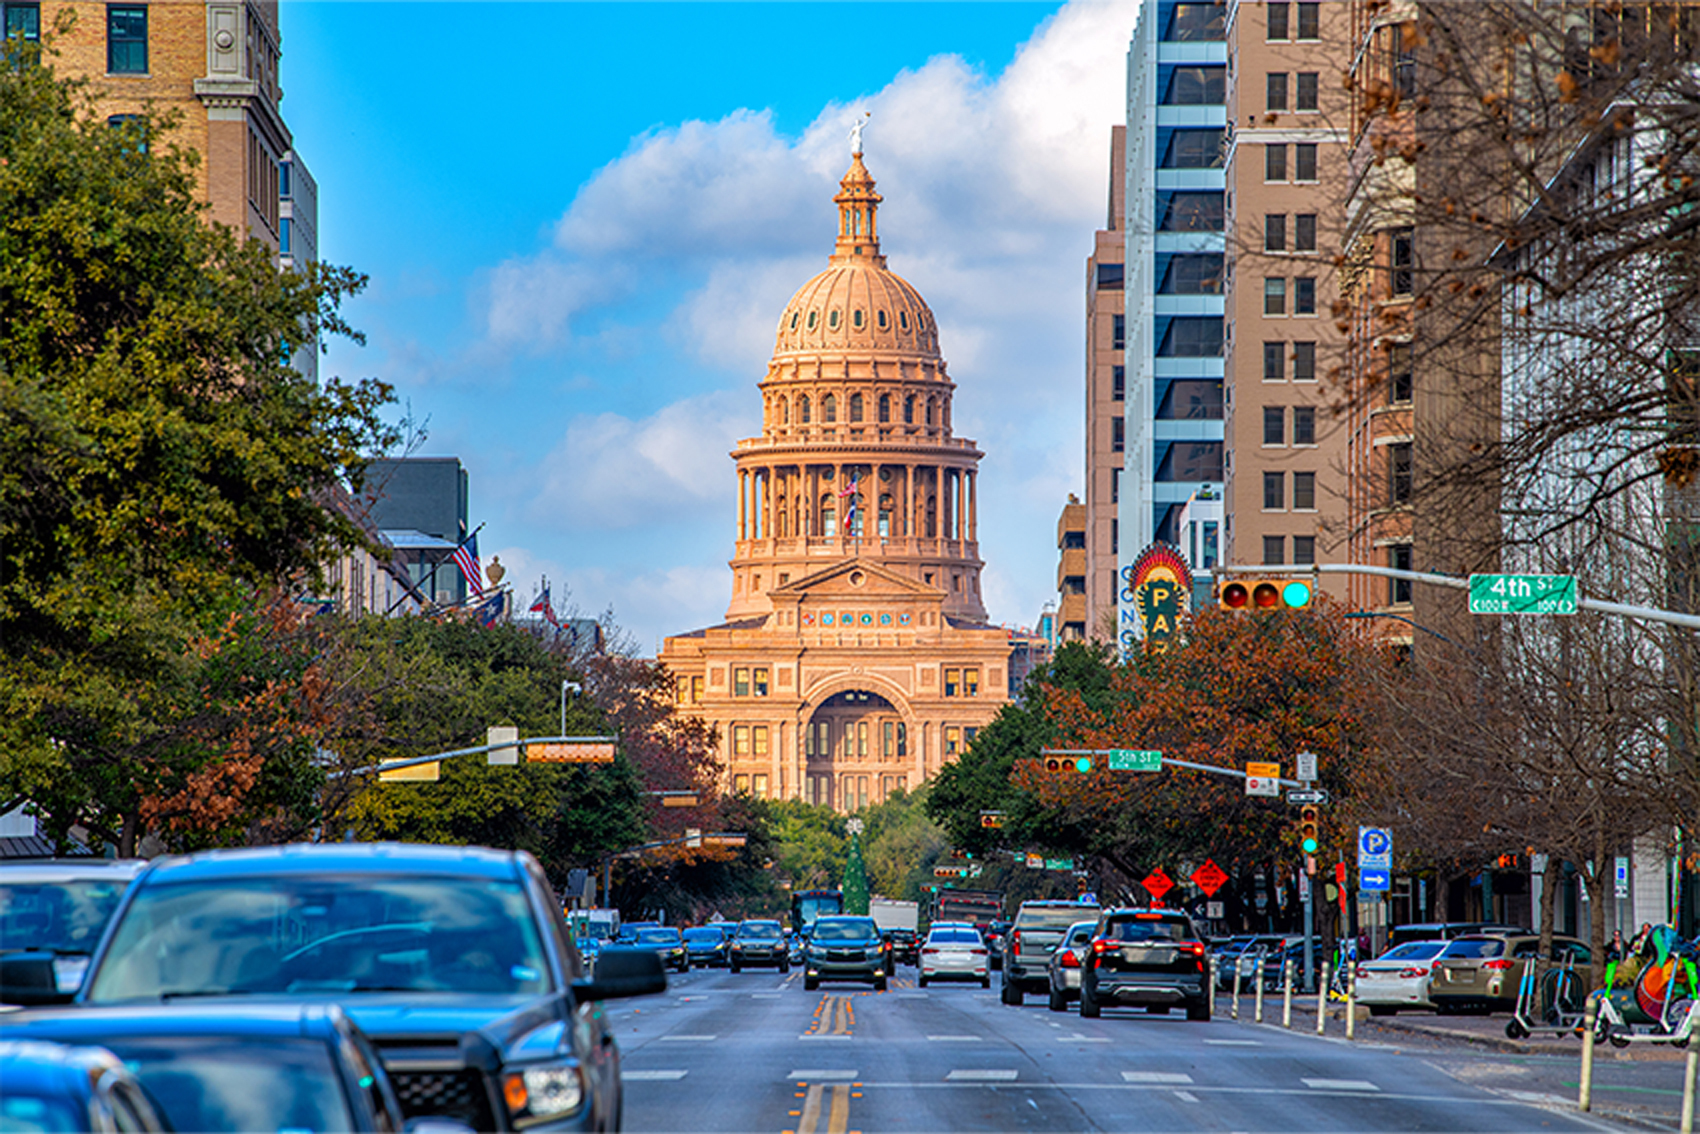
1083,128 -> 1128,641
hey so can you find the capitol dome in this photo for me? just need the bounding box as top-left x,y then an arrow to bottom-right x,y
772,153 -> 941,359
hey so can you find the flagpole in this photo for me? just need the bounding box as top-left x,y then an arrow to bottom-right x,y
383,521 -> 485,617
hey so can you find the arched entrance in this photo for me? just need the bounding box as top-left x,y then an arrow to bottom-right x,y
803,690 -> 911,811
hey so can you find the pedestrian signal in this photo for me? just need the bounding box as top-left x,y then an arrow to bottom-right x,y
1218,578 -> 1313,611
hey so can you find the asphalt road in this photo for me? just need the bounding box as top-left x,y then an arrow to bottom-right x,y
608,966 -> 1636,1133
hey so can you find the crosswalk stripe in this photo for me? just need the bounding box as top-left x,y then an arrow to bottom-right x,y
1122,1072 -> 1194,1084
1302,1078 -> 1379,1092
946,1070 -> 1018,1081
623,1070 -> 688,1080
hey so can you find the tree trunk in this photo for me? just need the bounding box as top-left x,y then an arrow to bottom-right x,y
118,810 -> 139,859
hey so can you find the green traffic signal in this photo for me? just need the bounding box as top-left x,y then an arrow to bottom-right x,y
1299,804 -> 1320,855
1075,757 -> 1094,773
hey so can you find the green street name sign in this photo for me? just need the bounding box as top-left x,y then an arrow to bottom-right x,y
1108,749 -> 1163,771
1044,857 -> 1076,872
1468,573 -> 1578,615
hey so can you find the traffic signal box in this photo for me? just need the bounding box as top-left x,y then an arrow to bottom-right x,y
1218,578 -> 1313,611
1299,805 -> 1320,856
1042,755 -> 1095,773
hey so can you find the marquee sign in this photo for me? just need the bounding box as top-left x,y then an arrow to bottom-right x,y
1120,543 -> 1193,655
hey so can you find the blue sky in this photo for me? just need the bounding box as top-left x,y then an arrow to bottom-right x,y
282,1 -> 1137,650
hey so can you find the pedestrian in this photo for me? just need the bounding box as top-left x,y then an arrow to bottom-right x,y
1607,928 -> 1626,962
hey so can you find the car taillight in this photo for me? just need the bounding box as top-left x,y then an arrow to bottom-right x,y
1060,951 -> 1080,968
1398,968 -> 1429,979
1011,931 -> 1021,953
1180,942 -> 1206,957
922,947 -> 940,955
1483,959 -> 1514,971
971,948 -> 987,955
1357,965 -> 1369,979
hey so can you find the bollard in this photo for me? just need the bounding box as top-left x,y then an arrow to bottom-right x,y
1683,1045 -> 1699,1133
1232,955 -> 1242,1019
1316,959 -> 1329,1034
1283,958 -> 1294,1029
1345,959 -> 1356,1040
1208,957 -> 1217,1018
1578,994 -> 1598,1112
1255,955 -> 1266,1023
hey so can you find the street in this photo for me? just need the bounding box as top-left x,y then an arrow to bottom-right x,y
612,967 -> 1632,1133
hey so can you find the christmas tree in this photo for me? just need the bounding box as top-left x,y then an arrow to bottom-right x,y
843,821 -> 870,915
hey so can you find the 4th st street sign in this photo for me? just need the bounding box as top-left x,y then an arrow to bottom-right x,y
1468,573 -> 1578,615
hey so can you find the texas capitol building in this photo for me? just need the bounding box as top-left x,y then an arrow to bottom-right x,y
660,147 -> 1012,812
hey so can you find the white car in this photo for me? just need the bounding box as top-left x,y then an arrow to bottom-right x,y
918,925 -> 990,988
1355,940 -> 1449,1014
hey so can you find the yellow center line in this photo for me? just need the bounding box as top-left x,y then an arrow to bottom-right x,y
797,1084 -> 825,1134
827,1084 -> 850,1134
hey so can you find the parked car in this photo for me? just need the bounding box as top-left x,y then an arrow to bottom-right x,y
728,920 -> 790,972
0,1039 -> 167,1132
986,920 -> 1013,971
0,859 -> 144,1005
882,928 -> 919,966
1428,933 -> 1593,1015
1079,908 -> 1211,1022
1,1002 -> 469,1133
803,916 -> 887,991
684,925 -> 733,968
1045,920 -> 1098,1012
1001,900 -> 1101,1005
1354,939 -> 1450,1014
917,924 -> 990,987
1388,922 -> 1528,948
70,842 -> 667,1132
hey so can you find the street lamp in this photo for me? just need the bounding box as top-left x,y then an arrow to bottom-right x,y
561,680 -> 581,738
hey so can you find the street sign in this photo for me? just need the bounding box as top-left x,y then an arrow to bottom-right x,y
379,761 -> 440,782
1190,859 -> 1229,897
487,726 -> 520,766
1025,853 -> 1044,869
1358,826 -> 1392,870
1296,750 -> 1317,782
1359,868 -> 1391,892
1206,901 -> 1225,920
1245,761 -> 1281,797
703,834 -> 746,847
1142,868 -> 1174,900
527,742 -> 616,763
1044,857 -> 1075,872
1298,871 -> 1311,902
1287,788 -> 1330,805
1108,749 -> 1163,771
1615,856 -> 1630,899
1468,573 -> 1578,615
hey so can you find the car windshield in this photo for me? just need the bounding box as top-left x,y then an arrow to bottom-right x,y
1441,938 -> 1505,959
635,928 -> 680,944
683,928 -> 722,942
1378,941 -> 1446,961
1102,917 -> 1190,942
0,879 -> 128,955
1017,906 -> 1100,930
813,920 -> 876,942
739,922 -> 782,938
928,928 -> 981,945
86,875 -> 552,1001
107,1038 -> 354,1133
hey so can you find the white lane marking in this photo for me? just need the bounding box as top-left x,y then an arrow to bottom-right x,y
1302,1078 -> 1379,1092
623,1071 -> 688,1081
1174,1090 -> 1200,1103
927,1035 -> 983,1042
798,1034 -> 853,1040
1122,1072 -> 1194,1084
787,1070 -> 858,1080
1203,1039 -> 1262,1046
659,1035 -> 716,1041
750,993 -> 783,999
1058,1034 -> 1109,1043
677,995 -> 708,1001
947,1070 -> 1018,1081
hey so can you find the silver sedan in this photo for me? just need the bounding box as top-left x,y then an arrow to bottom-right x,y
1356,940 -> 1449,1014
1046,920 -> 1099,1012
918,925 -> 990,987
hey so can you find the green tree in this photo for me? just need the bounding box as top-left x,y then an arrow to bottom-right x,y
842,830 -> 869,915
861,788 -> 947,900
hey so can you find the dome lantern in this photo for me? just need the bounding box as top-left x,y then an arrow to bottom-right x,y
832,153 -> 885,269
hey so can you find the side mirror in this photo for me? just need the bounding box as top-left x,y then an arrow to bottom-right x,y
574,947 -> 666,1002
0,954 -> 72,1006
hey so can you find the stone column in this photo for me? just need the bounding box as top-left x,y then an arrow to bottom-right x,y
968,470 -> 977,541
737,469 -> 748,541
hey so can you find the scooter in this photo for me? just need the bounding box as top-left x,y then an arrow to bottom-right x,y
1504,956 -> 1598,1042
1592,939 -> 1700,1047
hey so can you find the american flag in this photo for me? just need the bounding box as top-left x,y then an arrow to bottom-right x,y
451,533 -> 485,597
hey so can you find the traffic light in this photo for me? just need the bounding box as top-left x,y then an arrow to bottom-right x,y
1218,577 -> 1314,611
1042,755 -> 1095,773
1299,805 -> 1320,856
980,812 -> 1004,829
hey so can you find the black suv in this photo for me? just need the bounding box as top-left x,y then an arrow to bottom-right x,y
1079,908 -> 1211,1022
0,858 -> 143,1005
803,916 -> 887,991
883,928 -> 919,966
73,843 -> 666,1131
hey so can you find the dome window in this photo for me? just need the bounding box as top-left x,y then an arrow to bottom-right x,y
850,393 -> 864,422
822,394 -> 837,423
878,394 -> 890,423
829,310 -> 841,330
877,310 -> 888,330
800,396 -> 811,424
853,309 -> 865,329
807,311 -> 818,331
790,311 -> 799,330
899,311 -> 910,331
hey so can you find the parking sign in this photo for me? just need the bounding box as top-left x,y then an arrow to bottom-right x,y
1358,827 -> 1391,870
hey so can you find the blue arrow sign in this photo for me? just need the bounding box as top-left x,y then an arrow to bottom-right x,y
1359,869 -> 1390,892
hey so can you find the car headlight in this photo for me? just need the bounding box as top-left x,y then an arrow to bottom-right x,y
503,1064 -> 586,1125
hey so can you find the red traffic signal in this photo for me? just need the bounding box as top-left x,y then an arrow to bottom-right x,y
1219,578 -> 1313,611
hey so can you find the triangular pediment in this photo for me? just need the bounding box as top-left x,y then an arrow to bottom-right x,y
770,559 -> 944,602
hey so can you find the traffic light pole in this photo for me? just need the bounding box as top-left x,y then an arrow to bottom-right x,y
1041,749 -> 1308,789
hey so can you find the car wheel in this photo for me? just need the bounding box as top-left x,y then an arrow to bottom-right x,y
919,975 -> 929,987
981,976 -> 991,989
780,961 -> 790,974
729,962 -> 740,973
805,976 -> 819,991
1002,980 -> 1024,1007
1048,985 -> 1067,1012
1369,1005 -> 1395,1017
1186,998 -> 1211,1023
1079,983 -> 1101,1019
874,975 -> 888,991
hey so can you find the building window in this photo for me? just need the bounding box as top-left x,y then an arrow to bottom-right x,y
1111,517 -> 1119,555
1263,406 -> 1285,446
279,160 -> 292,200
944,727 -> 961,757
1165,2 -> 1226,42
1263,535 -> 1286,564
107,5 -> 147,74
1111,466 -> 1120,504
4,2 -> 39,44
752,773 -> 768,798
1265,144 -> 1288,182
878,394 -> 890,423
1264,278 -> 1287,316
1112,365 -> 1125,401
1265,213 -> 1287,252
1264,471 -> 1285,510
1096,261 -> 1125,289
897,722 -> 908,758
944,668 -> 960,696
1390,228 -> 1414,296
1389,342 -> 1413,402
1295,72 -> 1319,111
1158,191 -> 1225,232
280,217 -> 291,256
1395,44 -> 1417,98
1266,72 -> 1289,112
800,396 -> 811,424
903,395 -> 914,424
822,394 -> 837,423
754,725 -> 769,756
1159,253 -> 1223,294
733,667 -> 751,696
1390,442 -> 1413,504
1294,214 -> 1317,252
857,722 -> 868,758
1294,276 -> 1316,314
1165,64 -> 1225,105
753,667 -> 769,696
883,721 -> 895,760
1389,542 -> 1413,604
1293,405 -> 1316,445
1297,1 -> 1319,38
1294,143 -> 1318,181
735,774 -> 750,793
1267,2 -> 1289,39
1292,341 -> 1316,382
849,393 -> 864,422
1162,128 -> 1225,169
1293,535 -> 1316,564
733,726 -> 751,757
1112,313 -> 1126,351
1158,318 -> 1222,357
964,668 -> 979,696
1263,341 -> 1285,382
1293,471 -> 1316,510
1112,416 -> 1125,452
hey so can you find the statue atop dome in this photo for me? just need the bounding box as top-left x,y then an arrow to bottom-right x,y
849,111 -> 870,156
